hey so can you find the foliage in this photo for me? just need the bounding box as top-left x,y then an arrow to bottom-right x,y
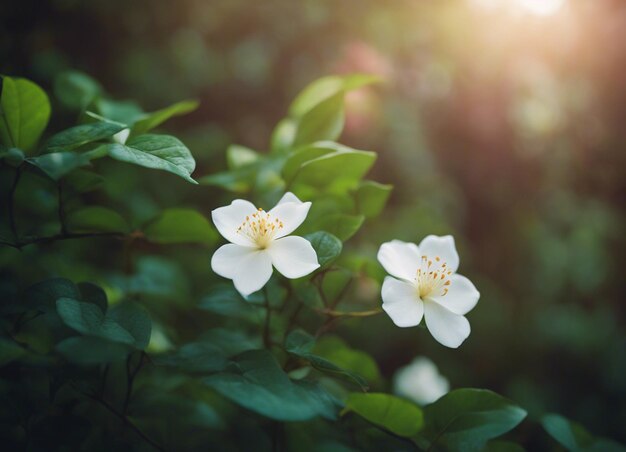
0,70 -> 623,452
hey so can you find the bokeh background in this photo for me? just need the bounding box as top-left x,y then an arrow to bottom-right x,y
2,0 -> 625,446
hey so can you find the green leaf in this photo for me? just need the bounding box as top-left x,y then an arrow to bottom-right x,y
541,413 -> 626,452
198,283 -> 259,321
270,118 -> 297,154
0,147 -> 24,166
101,134 -> 197,183
131,99 -> 199,136
53,70 -> 102,110
483,441 -> 526,452
95,98 -> 145,125
292,93 -> 345,147
305,232 -> 342,268
110,256 -> 187,298
66,206 -> 129,234
143,208 -> 216,244
77,282 -> 108,313
204,349 -> 338,421
284,142 -> 376,191
285,330 -> 370,390
25,278 -> 81,313
314,336 -> 380,383
420,389 -> 527,451
0,338 -> 26,366
64,169 -> 104,193
198,164 -> 257,193
289,74 -> 380,117
56,298 -> 151,350
0,76 -> 51,153
108,302 -> 152,350
226,144 -> 260,170
289,74 -> 382,149
342,392 -> 424,437
154,341 -> 228,373
56,336 -> 129,365
46,121 -> 125,152
56,298 -> 134,344
282,143 -> 336,182
355,180 -> 393,218
27,151 -> 95,181
311,214 -> 364,241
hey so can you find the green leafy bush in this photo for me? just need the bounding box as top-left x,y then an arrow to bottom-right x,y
0,72 -> 622,452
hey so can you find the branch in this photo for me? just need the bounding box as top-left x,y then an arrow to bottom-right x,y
0,231 -> 126,250
263,286 -> 272,348
314,308 -> 383,318
123,352 -> 145,416
71,383 -> 165,452
8,166 -> 21,242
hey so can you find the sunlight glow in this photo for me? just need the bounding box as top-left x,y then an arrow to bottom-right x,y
517,0 -> 566,16
471,0 -> 567,16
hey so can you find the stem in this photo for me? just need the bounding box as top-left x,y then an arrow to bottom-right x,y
8,166 -> 21,243
0,231 -> 125,249
57,181 -> 67,235
72,384 -> 165,452
263,286 -> 272,348
123,352 -> 145,416
100,364 -> 110,398
314,308 -> 383,318
283,303 -> 303,341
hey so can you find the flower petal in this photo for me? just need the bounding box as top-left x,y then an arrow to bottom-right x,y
276,191 -> 303,205
268,236 -> 319,279
212,199 -> 258,246
418,235 -> 460,273
423,300 -> 470,348
429,274 -> 479,315
232,250 -> 273,296
268,198 -> 311,239
381,276 -> 424,327
211,243 -> 256,279
377,240 -> 421,282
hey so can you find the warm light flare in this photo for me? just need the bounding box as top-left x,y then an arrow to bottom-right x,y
471,0 -> 567,16
517,0 -> 566,16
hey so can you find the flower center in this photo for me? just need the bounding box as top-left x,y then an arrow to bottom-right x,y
415,255 -> 452,299
236,208 -> 283,249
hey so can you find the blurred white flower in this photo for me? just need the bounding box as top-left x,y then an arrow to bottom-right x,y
112,128 -> 130,144
211,192 -> 319,296
377,235 -> 479,348
393,357 -> 450,405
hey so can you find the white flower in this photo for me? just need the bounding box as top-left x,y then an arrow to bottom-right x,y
211,192 -> 320,296
112,128 -> 130,144
377,235 -> 479,348
393,357 -> 450,405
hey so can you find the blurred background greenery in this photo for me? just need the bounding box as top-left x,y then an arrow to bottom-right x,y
1,0 -> 625,448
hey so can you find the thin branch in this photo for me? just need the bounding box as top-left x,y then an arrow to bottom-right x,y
71,384 -> 165,452
57,181 -> 67,235
263,286 -> 272,348
314,308 -> 383,318
0,231 -> 125,250
284,303 -> 303,341
8,166 -> 21,243
123,352 -> 145,416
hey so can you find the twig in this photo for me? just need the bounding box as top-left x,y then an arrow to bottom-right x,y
57,181 -> 67,235
263,286 -> 272,348
71,383 -> 165,452
314,308 -> 383,318
283,303 -> 303,341
0,231 -> 125,250
123,352 -> 145,416
8,166 -> 21,243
